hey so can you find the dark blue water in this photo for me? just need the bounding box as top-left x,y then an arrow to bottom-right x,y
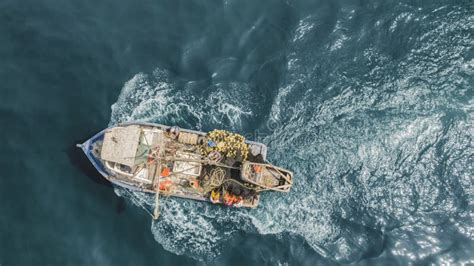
1,0 -> 473,265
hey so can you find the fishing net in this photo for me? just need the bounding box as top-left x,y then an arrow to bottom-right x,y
198,129 -> 249,161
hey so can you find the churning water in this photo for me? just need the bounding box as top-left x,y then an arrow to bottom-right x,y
1,0 -> 472,265
108,1 -> 474,264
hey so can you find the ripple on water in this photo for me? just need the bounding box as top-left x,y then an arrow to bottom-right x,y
109,2 -> 473,263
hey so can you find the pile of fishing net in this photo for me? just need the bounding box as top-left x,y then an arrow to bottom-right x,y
198,129 -> 249,161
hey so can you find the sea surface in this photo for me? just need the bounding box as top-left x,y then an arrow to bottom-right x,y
1,0 -> 473,265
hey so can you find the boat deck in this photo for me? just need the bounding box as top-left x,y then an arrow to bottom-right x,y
80,122 -> 290,212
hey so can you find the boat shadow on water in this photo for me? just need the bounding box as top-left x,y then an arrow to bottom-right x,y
66,141 -> 127,214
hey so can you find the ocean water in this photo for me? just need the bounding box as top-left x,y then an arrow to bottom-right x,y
1,0 -> 473,265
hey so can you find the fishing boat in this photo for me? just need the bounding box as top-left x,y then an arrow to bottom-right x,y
77,122 -> 293,219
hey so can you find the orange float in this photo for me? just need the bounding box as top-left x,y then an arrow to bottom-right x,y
159,180 -> 172,191
253,165 -> 263,173
160,166 -> 170,177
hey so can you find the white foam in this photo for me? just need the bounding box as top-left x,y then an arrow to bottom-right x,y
108,7 -> 474,262
109,68 -> 261,260
293,17 -> 314,43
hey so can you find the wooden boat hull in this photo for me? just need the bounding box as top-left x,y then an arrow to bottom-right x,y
78,122 -> 269,208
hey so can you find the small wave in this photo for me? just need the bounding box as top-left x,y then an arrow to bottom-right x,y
109,3 -> 473,263
262,3 -> 473,263
109,68 -> 261,260
110,69 -> 253,131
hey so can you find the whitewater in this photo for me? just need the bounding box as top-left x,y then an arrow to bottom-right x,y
108,2 -> 473,264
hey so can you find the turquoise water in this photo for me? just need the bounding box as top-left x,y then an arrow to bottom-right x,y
1,0 -> 473,265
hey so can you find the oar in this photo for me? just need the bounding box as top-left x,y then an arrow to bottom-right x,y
153,181 -> 160,220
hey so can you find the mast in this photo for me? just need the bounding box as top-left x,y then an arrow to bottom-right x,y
153,178 -> 160,220
153,189 -> 160,220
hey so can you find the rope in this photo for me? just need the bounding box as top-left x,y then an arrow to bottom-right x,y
121,188 -> 156,219
264,160 -> 292,185
199,167 -> 257,194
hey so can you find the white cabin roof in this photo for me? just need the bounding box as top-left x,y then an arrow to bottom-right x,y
101,125 -> 141,167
